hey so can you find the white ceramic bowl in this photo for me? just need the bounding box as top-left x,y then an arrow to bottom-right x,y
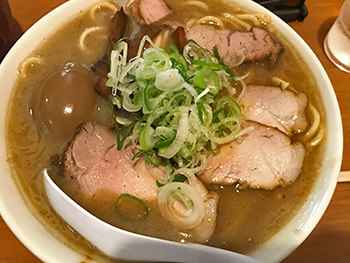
0,0 -> 343,262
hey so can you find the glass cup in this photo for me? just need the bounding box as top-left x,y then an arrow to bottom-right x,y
324,0 -> 350,73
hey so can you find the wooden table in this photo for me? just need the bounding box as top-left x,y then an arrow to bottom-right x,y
1,0 -> 350,262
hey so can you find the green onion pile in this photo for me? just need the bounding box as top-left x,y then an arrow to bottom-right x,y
107,35 -> 242,180
107,35 -> 242,227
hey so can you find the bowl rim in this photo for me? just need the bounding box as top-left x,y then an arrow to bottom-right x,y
0,0 -> 343,262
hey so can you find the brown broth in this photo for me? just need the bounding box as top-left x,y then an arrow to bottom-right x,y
5,0 -> 326,261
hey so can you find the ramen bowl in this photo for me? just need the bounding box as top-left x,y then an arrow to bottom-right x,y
0,0 -> 343,262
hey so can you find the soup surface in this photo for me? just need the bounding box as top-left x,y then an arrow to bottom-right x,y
6,0 -> 326,261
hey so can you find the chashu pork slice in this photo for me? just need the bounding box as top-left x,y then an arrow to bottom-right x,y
63,121 -> 219,242
126,0 -> 173,25
64,121 -> 159,202
240,85 -> 308,135
186,25 -> 284,65
200,121 -> 306,190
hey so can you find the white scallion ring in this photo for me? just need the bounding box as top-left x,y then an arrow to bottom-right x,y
158,182 -> 205,229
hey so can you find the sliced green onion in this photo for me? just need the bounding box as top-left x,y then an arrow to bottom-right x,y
156,180 -> 165,187
139,125 -> 157,151
126,73 -> 136,80
114,122 -> 137,150
114,193 -> 149,220
192,59 -> 226,71
172,190 -> 192,209
143,150 -> 162,165
158,182 -> 205,229
108,94 -> 122,110
132,150 -> 144,161
155,127 -> 176,149
143,82 -> 156,111
173,174 -> 187,183
193,65 -> 220,97
169,41 -> 180,54
155,69 -> 182,91
209,116 -> 241,144
214,96 -> 242,122
113,37 -> 128,51
213,46 -> 235,80
158,107 -> 189,159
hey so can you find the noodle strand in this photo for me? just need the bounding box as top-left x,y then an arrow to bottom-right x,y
78,26 -> 107,52
89,1 -> 119,21
183,0 -> 209,11
18,57 -> 44,78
